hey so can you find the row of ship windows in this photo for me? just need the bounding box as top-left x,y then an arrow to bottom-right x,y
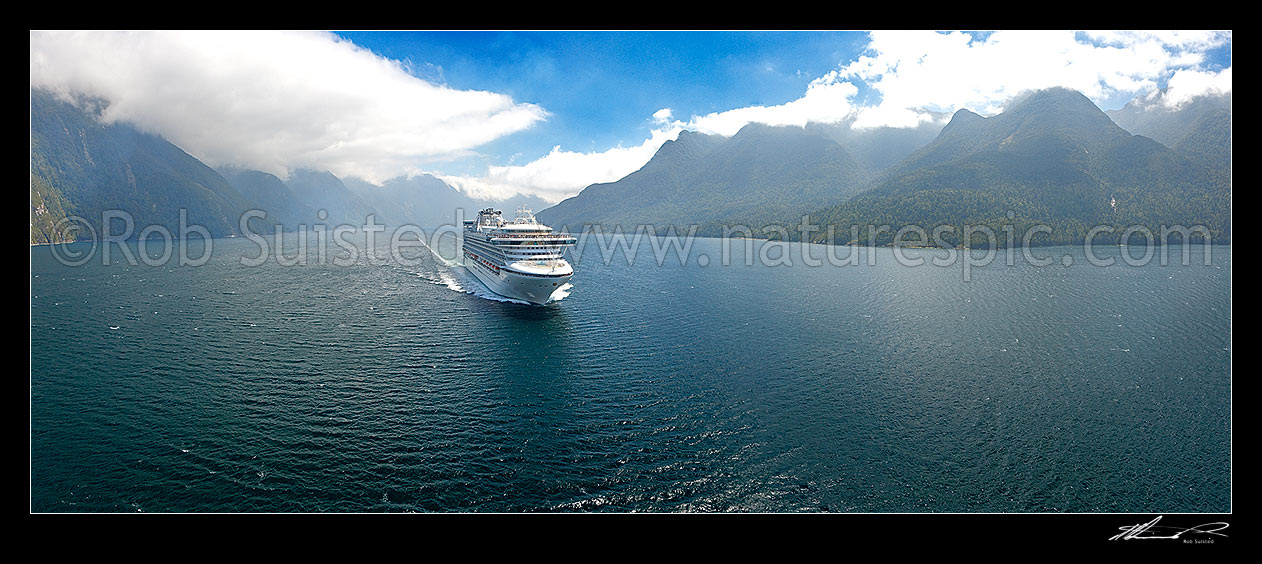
465,239 -> 563,248
490,243 -> 570,250
464,242 -> 563,258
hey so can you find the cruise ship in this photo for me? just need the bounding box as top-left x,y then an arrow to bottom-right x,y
461,206 -> 577,305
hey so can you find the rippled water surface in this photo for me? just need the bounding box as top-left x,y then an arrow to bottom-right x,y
30,235 -> 1231,512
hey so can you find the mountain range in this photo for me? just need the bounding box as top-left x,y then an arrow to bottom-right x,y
541,87 -> 1230,245
31,86 -> 1230,246
534,119 -> 942,233
1107,91 -> 1232,187
812,88 -> 1229,245
31,91 -> 268,243
29,89 -> 544,244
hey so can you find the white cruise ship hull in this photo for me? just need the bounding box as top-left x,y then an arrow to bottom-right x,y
464,256 -> 571,305
462,206 -> 576,305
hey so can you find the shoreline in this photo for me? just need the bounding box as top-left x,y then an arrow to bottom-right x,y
31,231 -> 1232,250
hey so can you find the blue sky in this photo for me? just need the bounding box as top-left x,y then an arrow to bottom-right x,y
334,31 -> 871,170
31,30 -> 1232,203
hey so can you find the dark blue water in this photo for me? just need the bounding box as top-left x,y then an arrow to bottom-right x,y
30,234 -> 1231,512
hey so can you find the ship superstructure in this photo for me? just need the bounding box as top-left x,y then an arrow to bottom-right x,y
461,207 -> 576,304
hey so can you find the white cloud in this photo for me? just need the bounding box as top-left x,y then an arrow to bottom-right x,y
31,30 -> 1230,204
683,73 -> 858,136
841,30 -> 1231,127
1084,30 -> 1229,52
440,30 -> 1234,202
29,30 -> 548,183
442,126 -> 685,203
441,73 -> 864,203
1159,66 -> 1232,109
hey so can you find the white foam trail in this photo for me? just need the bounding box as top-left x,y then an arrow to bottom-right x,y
411,234 -> 463,268
429,249 -> 463,269
431,268 -> 531,305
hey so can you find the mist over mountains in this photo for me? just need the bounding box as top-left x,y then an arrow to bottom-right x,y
806,88 -> 1230,246
1107,91 -> 1232,187
540,87 -> 1230,245
535,119 -> 945,233
29,89 -> 545,244
31,91 -> 268,243
31,86 -> 1230,246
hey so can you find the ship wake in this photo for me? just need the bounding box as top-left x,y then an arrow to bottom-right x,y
422,268 -> 532,305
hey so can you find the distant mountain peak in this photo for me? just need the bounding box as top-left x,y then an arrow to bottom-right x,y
675,129 -> 703,141
536,121 -> 865,231
990,87 -> 1129,151
938,108 -> 986,138
1120,87 -> 1231,113
731,121 -> 825,141
950,108 -> 984,122
647,129 -> 722,164
1007,86 -> 1098,110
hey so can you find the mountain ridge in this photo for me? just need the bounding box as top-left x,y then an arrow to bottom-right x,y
31,86 -> 1230,247
29,88 -> 545,243
807,87 -> 1229,246
30,89 -> 280,244
536,122 -> 869,233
